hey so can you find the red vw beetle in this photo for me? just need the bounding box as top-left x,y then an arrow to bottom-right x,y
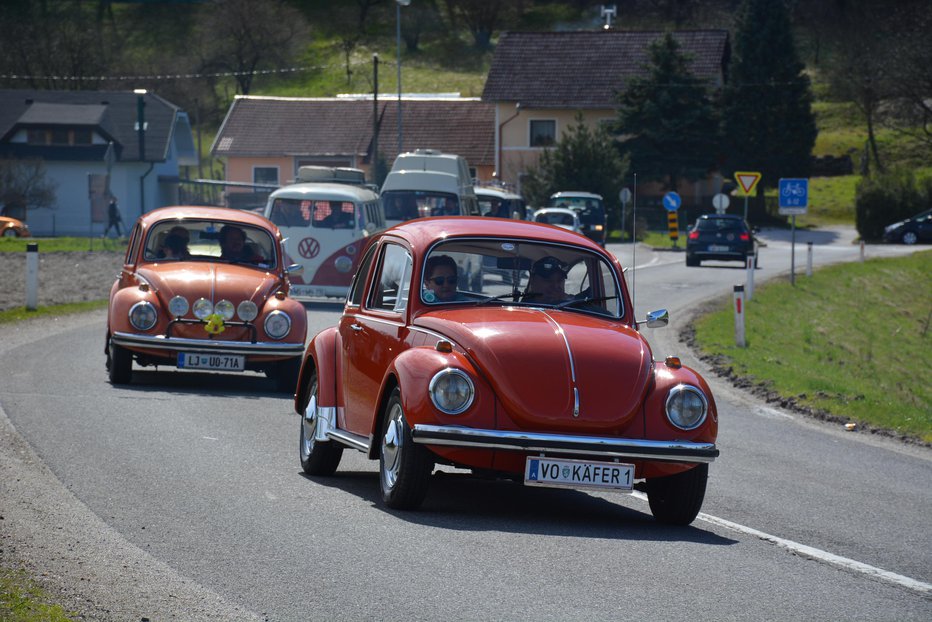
106,206 -> 307,391
295,217 -> 719,524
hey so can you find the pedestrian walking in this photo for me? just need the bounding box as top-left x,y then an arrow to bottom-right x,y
104,198 -> 123,237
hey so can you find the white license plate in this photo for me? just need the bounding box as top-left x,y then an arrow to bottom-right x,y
177,352 -> 245,371
524,457 -> 634,491
290,285 -> 325,298
708,244 -> 730,252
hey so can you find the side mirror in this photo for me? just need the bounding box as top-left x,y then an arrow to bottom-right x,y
644,308 -> 669,329
286,263 -> 305,276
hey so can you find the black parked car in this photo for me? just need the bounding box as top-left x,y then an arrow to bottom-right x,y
686,214 -> 756,267
882,209 -> 932,245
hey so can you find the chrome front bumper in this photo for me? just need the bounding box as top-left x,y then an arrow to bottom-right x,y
111,331 -> 305,358
412,424 -> 718,463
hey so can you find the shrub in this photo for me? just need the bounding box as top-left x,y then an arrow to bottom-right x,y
855,169 -> 932,241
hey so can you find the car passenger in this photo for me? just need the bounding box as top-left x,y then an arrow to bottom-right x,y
523,256 -> 571,305
422,254 -> 464,302
220,225 -> 262,263
157,226 -> 191,260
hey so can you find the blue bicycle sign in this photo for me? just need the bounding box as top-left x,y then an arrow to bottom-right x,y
778,178 -> 808,214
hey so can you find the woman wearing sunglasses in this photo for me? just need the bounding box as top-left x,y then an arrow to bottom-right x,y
422,254 -> 464,303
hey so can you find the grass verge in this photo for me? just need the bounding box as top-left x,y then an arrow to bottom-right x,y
1,568 -> 76,621
0,300 -> 108,324
0,238 -> 127,253
688,250 -> 932,443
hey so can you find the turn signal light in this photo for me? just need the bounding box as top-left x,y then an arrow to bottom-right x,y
665,356 -> 682,369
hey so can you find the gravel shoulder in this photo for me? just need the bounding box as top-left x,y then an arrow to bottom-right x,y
0,250 -> 124,312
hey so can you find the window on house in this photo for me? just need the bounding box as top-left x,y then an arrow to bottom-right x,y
50,128 -> 69,145
73,128 -> 92,144
530,120 -> 556,147
254,167 -> 279,185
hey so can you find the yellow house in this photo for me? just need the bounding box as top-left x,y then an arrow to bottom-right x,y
482,30 -> 730,199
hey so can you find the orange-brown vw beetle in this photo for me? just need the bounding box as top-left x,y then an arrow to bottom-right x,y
106,206 -> 307,391
295,217 -> 719,524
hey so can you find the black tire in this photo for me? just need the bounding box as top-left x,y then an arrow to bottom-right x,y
379,387 -> 432,510
107,340 -> 132,385
686,254 -> 700,267
299,372 -> 343,476
645,463 -> 708,526
276,358 -> 302,394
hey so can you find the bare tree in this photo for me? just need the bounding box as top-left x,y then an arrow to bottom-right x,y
0,160 -> 58,220
195,0 -> 310,95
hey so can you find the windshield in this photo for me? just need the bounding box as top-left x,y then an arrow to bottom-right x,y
420,239 -> 623,317
143,219 -> 277,269
551,196 -> 605,226
382,190 -> 461,220
268,198 -> 356,229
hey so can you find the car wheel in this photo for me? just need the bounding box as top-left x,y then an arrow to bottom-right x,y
2,228 -> 17,237
107,340 -> 132,385
645,463 -> 708,526
686,254 -> 700,267
379,387 -> 432,510
276,358 -> 301,394
299,372 -> 343,476
902,231 -> 918,245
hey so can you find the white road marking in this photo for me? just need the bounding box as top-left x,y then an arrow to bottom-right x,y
630,491 -> 931,596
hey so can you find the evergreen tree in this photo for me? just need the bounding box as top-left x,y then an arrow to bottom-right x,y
722,0 -> 817,215
613,33 -> 720,194
523,113 -> 629,229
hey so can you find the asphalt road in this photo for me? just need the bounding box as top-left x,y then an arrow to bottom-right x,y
1,228 -> 929,620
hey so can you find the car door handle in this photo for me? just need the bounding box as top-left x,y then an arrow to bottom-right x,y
350,324 -> 363,332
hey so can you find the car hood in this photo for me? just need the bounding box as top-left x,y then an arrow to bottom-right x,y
137,263 -> 282,306
414,307 -> 652,433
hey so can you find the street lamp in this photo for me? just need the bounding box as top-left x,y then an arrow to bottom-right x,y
396,0 -> 411,156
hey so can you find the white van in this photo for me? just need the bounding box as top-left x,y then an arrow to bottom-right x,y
264,182 -> 384,299
380,149 -> 480,227
475,186 -> 528,220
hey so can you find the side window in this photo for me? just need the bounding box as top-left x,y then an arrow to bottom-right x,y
348,244 -> 377,306
368,243 -> 412,313
529,119 -> 556,147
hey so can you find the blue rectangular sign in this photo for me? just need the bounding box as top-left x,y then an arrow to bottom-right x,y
779,178 -> 809,210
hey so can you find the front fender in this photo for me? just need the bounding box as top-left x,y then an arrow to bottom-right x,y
294,327 -> 338,415
107,285 -> 158,334
644,360 -> 718,444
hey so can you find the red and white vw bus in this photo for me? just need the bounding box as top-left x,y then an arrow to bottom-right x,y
264,181 -> 384,299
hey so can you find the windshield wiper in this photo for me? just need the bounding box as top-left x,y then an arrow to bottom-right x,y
553,294 -> 619,310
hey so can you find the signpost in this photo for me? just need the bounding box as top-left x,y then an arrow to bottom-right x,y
734,171 -> 761,222
663,191 -> 681,247
779,178 -> 809,285
712,193 -> 729,214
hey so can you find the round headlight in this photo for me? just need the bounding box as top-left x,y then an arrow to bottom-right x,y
192,297 -> 213,320
429,369 -> 475,415
665,384 -> 708,430
215,299 -> 235,321
264,310 -> 292,339
237,300 -> 258,322
128,301 -> 158,330
168,295 -> 189,318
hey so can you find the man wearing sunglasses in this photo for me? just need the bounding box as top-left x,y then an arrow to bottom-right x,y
423,254 -> 463,302
523,256 -> 572,305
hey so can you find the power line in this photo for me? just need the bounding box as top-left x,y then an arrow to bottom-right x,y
0,57 -> 390,83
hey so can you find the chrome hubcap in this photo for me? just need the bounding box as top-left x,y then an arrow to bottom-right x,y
381,405 -> 403,489
301,392 -> 318,460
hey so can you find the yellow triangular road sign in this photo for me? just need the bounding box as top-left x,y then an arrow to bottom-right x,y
735,171 -> 762,195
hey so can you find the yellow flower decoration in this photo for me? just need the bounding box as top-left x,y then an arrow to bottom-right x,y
204,313 -> 226,335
